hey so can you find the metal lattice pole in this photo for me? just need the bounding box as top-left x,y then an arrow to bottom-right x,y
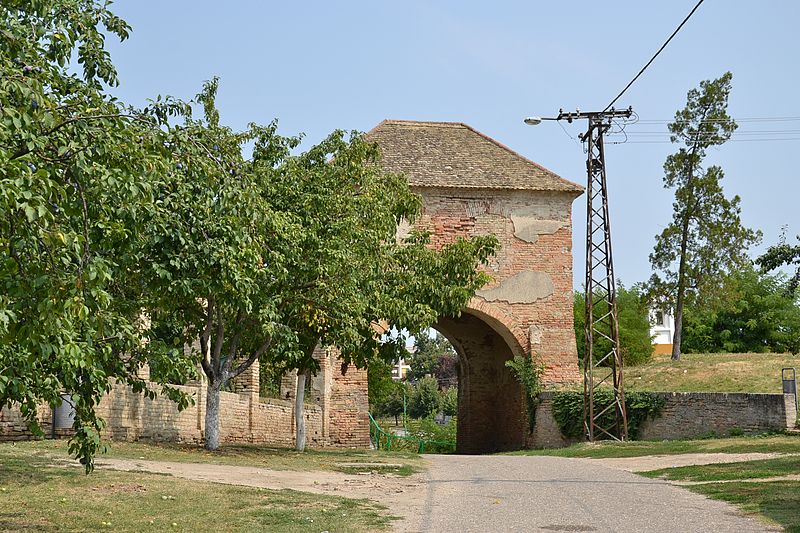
524,107 -> 632,441
581,113 -> 629,442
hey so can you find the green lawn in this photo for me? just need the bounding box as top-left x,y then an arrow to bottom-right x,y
0,444 -> 393,533
7,439 -> 422,476
691,482 -> 800,533
641,455 -> 800,481
509,433 -> 800,459
638,456 -> 800,533
621,352 -> 799,393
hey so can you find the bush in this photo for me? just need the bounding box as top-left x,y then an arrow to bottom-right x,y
682,268 -> 800,354
440,387 -> 458,416
407,376 -> 440,418
551,390 -> 665,440
409,416 -> 457,452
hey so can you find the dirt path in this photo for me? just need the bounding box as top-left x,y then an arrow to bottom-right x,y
586,452 -> 797,472
96,457 -> 427,529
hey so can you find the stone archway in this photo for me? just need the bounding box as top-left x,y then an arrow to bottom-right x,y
436,308 -> 527,454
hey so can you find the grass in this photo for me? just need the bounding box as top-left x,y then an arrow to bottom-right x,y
691,482 -> 800,533
0,444 -> 393,533
620,352 -> 800,393
641,455 -> 800,481
638,457 -> 800,532
7,439 -> 422,476
508,433 -> 800,458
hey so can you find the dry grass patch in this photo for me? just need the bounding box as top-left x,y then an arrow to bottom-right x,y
0,444 -> 394,533
620,352 -> 800,393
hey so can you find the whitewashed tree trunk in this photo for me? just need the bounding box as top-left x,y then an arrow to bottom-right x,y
205,381 -> 221,451
295,372 -> 306,451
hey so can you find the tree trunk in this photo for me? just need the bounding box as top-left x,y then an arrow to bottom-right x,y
295,372 -> 306,451
671,301 -> 683,361
205,381 -> 221,451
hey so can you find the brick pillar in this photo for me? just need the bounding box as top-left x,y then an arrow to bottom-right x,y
326,349 -> 370,448
280,370 -> 298,402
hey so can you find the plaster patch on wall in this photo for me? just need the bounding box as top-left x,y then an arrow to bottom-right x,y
476,271 -> 554,304
529,325 -> 543,345
511,217 -> 566,243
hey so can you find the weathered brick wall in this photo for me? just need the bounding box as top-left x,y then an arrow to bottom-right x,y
0,379 -> 325,447
528,391 -> 797,447
411,187 -> 581,385
1,349 -> 365,449
637,392 -> 797,440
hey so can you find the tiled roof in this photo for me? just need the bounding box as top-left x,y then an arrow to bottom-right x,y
366,120 -> 583,193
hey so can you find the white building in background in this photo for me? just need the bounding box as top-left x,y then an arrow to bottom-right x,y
391,357 -> 411,381
649,308 -> 676,355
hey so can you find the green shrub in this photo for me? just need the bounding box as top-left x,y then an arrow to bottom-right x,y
407,376 -> 441,418
551,390 -> 665,440
409,416 -> 457,452
440,387 -> 458,416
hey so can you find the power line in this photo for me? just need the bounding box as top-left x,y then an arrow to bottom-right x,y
613,137 -> 800,144
634,117 -> 800,124
604,0 -> 706,111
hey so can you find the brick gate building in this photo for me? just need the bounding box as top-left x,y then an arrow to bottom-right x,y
368,120 -> 584,453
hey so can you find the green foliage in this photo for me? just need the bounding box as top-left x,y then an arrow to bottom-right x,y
505,355 -> 544,432
1,0 -> 499,463
551,390 -> 665,440
757,228 -> 800,293
440,386 -> 458,417
408,330 -> 458,387
408,416 -> 457,453
0,0 -> 193,471
407,376 -> 441,419
648,72 -> 761,360
682,268 -> 800,354
574,285 -> 655,366
374,381 -> 407,423
367,358 -> 395,411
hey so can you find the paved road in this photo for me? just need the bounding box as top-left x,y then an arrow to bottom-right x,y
403,454 -> 777,533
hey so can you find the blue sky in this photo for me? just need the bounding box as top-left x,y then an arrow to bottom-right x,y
105,1 -> 799,287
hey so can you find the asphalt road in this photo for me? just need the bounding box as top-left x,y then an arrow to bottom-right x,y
406,454 -> 777,533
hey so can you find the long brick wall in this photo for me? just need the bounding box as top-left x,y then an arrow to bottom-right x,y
529,391 -> 798,447
0,351 -> 371,449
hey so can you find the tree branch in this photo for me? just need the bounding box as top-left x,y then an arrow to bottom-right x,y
228,338 -> 271,382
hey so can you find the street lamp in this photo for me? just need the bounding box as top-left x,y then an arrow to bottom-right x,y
522,106 -> 633,442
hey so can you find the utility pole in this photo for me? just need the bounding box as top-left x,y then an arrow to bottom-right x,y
525,106 -> 632,441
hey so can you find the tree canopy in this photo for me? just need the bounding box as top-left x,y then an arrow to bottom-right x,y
0,0 -> 193,470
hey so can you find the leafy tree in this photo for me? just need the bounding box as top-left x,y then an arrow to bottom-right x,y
374,381 -> 407,425
757,228 -> 800,293
648,72 -> 761,360
439,386 -> 458,417
574,285 -> 654,366
0,0 -> 191,471
407,376 -> 440,419
682,267 -> 800,354
260,132 -> 497,450
141,79 -> 301,451
408,330 -> 458,387
367,358 -> 395,412
144,82 -> 498,451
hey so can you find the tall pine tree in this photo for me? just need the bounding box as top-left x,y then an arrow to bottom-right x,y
649,72 -> 760,361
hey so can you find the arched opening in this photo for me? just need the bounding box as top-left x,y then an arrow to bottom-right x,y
435,310 -> 527,454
